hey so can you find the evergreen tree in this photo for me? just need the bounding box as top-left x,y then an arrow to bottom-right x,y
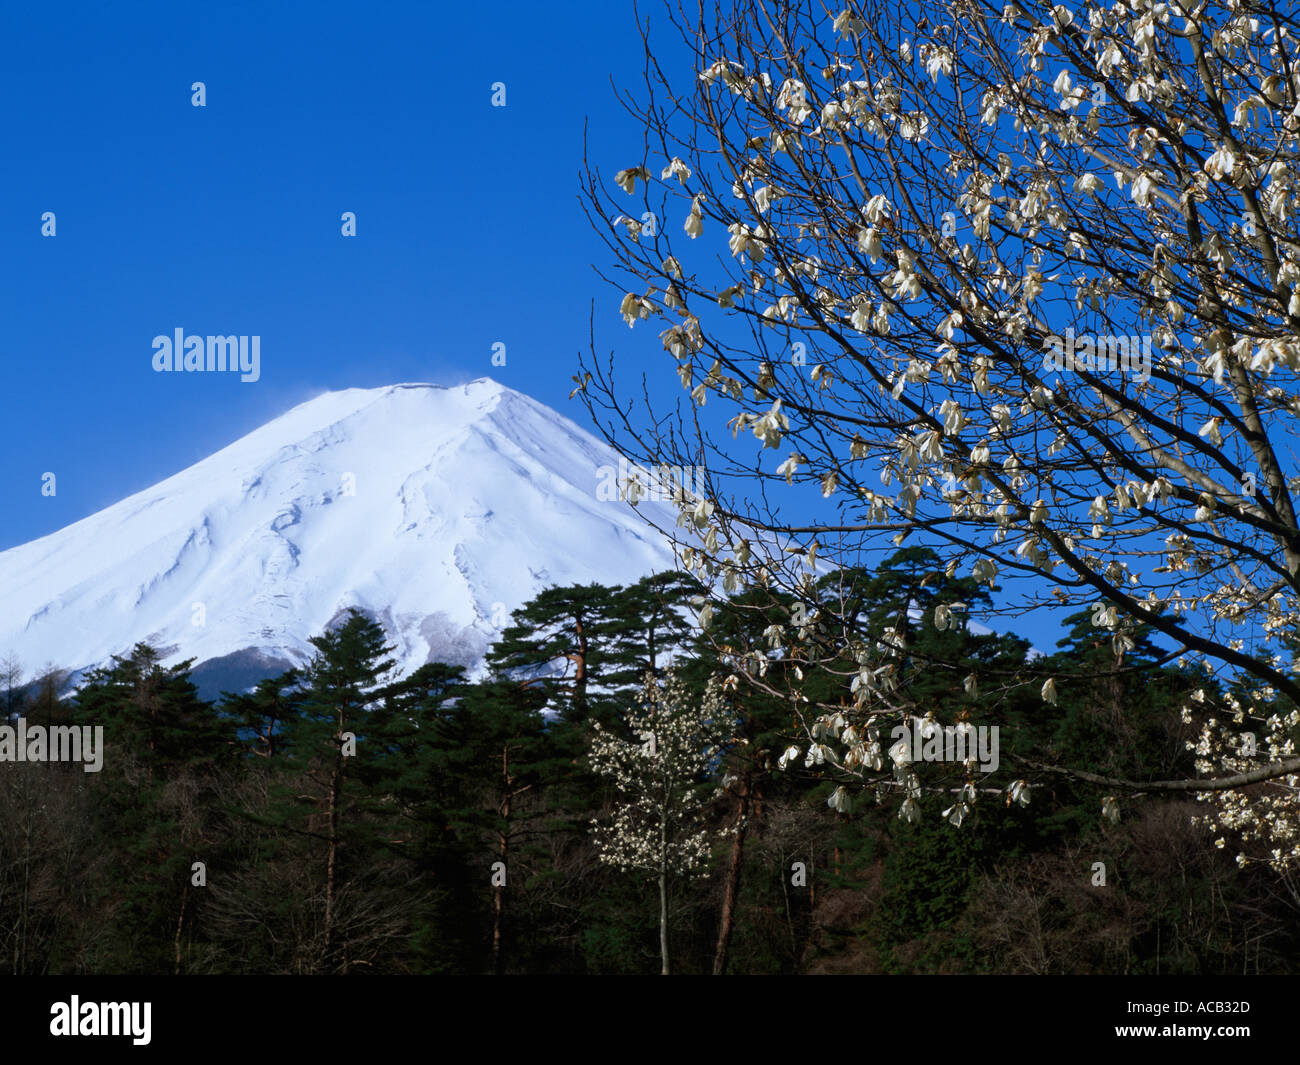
72,645 -> 234,972
485,583 -> 626,724
453,678 -> 553,973
222,669 -> 301,759
606,571 -> 704,688
680,585 -> 805,974
273,610 -> 399,972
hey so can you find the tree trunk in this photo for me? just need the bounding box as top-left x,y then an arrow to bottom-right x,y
174,881 -> 188,975
659,803 -> 670,975
659,869 -> 669,976
712,777 -> 749,975
323,715 -> 344,968
15,812 -> 31,975
491,743 -> 511,975
573,611 -> 589,718
782,853 -> 797,962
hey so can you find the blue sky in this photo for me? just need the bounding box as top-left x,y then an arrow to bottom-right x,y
0,0 -> 1094,653
0,0 -> 674,549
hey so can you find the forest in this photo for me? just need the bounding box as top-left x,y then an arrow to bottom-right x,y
1,547 -> 1294,975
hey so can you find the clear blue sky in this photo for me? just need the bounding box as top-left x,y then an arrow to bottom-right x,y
0,0 -> 674,550
0,1 -> 1075,652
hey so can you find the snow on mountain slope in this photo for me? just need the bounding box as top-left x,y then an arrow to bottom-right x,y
0,379 -> 685,687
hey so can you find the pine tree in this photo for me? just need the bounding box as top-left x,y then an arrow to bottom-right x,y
275,610 -> 397,971
680,586 -> 804,974
72,644 -> 234,972
222,669 -> 301,759
605,571 -> 704,689
485,583 -> 626,724
353,661 -> 481,972
75,643 -> 230,781
454,678 -> 553,973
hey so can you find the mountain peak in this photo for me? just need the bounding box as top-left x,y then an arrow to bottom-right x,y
259,376 -> 512,439
0,379 -> 676,694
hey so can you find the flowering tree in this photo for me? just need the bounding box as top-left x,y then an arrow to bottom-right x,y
589,670 -> 733,974
578,0 -> 1300,870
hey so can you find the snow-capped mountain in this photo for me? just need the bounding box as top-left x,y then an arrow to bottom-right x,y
0,379 -> 684,696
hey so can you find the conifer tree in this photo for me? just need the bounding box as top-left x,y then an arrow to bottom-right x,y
354,661 -> 482,972
73,644 -> 233,972
222,669 -> 301,759
606,571 -> 705,689
681,586 -> 804,974
455,678 -> 553,973
275,610 -> 397,971
486,584 -> 626,723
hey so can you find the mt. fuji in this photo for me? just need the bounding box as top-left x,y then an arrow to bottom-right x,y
0,379 -> 682,696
